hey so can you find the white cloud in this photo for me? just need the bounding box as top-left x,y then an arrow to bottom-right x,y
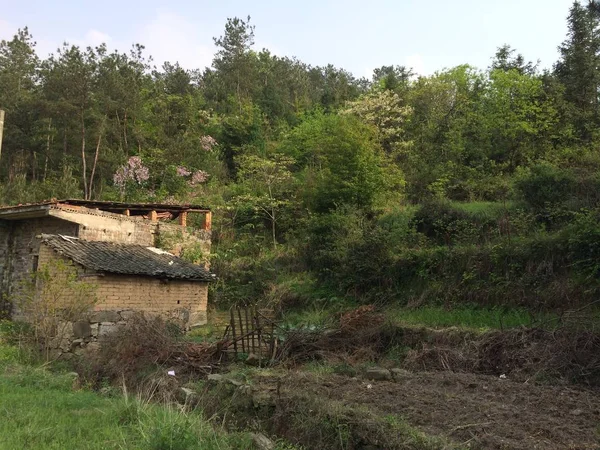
68,29 -> 113,50
0,19 -> 13,41
405,53 -> 428,76
135,10 -> 213,71
85,29 -> 112,46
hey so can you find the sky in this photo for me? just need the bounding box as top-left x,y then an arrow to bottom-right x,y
0,0 -> 575,78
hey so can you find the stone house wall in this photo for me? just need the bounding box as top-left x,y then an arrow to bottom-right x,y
0,217 -> 78,317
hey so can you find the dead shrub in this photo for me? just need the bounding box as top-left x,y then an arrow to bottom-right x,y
275,305 -> 399,364
403,327 -> 600,385
79,314 -> 222,391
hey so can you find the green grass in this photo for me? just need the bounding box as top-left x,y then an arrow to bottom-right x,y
386,305 -> 554,330
0,346 -> 251,450
450,200 -> 517,219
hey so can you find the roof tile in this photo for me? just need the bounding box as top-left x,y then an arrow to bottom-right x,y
41,234 -> 213,282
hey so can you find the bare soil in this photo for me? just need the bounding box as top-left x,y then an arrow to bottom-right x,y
253,370 -> 600,450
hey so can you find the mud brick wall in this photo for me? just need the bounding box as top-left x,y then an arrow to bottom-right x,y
37,244 -> 208,327
92,275 -> 208,326
51,207 -> 156,246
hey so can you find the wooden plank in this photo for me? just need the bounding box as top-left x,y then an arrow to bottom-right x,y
229,308 -> 237,355
179,211 -> 187,227
255,307 -> 262,361
203,211 -> 212,231
244,307 -> 249,354
238,306 -> 245,353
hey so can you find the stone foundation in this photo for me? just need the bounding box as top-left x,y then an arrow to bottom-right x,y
52,309 -> 148,358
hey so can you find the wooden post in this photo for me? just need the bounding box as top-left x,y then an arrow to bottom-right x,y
179,211 -> 188,227
0,109 -> 4,162
203,211 -> 212,231
245,307 -> 251,354
229,308 -> 238,356
238,307 -> 245,353
124,209 -> 130,216
149,210 -> 157,222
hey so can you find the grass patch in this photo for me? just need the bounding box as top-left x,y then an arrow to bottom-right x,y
386,305 -> 555,330
450,200 -> 516,218
0,345 -> 251,450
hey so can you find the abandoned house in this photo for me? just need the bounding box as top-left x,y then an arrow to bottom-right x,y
0,199 -> 213,328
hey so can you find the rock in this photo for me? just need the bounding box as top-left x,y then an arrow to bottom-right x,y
98,322 -> 118,338
246,353 -> 261,366
50,335 -> 71,352
178,387 -> 198,405
390,368 -> 411,382
570,409 -> 584,416
226,378 -> 244,387
238,384 -> 253,396
70,339 -> 83,351
180,387 -> 195,396
119,310 -> 137,321
85,342 -> 101,353
72,321 -> 92,338
90,323 -> 99,337
207,374 -> 225,383
90,311 -> 120,323
250,432 -> 275,450
364,368 -> 392,381
99,386 -> 113,396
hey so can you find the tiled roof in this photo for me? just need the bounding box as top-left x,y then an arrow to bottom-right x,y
41,234 -> 213,282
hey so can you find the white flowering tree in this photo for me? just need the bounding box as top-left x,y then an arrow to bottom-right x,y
233,154 -> 296,247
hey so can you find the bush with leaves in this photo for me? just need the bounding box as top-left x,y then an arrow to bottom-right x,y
12,259 -> 97,360
515,163 -> 576,210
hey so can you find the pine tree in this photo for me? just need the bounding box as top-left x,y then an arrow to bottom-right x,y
555,1 -> 600,142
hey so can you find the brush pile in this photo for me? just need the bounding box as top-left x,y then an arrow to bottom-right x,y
80,315 -> 223,386
273,305 -> 397,364
403,326 -> 600,385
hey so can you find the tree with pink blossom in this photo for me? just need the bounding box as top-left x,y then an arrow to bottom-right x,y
113,156 -> 150,199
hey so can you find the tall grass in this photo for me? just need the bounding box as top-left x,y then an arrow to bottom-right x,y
0,345 -> 251,450
385,305 -> 554,330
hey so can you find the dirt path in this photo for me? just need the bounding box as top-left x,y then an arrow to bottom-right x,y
256,370 -> 600,449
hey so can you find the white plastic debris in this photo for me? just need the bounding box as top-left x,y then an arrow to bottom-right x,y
499,374 -> 507,379
167,370 -> 176,376
367,384 -> 373,389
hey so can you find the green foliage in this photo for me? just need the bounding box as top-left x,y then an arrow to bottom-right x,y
515,162 -> 577,209
282,113 -> 391,212
4,8 -> 600,321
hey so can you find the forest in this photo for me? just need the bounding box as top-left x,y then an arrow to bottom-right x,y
2,1 -> 600,316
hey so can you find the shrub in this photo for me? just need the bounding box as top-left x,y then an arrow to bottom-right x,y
515,163 -> 576,209
412,200 -> 481,245
11,259 -> 97,361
